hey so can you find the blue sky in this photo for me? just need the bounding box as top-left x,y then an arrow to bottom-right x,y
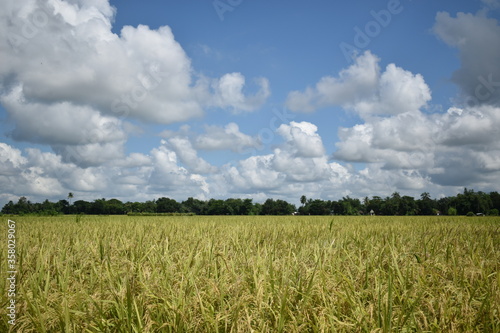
1,0 -> 500,207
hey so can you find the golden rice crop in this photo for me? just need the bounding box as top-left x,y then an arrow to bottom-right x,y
0,215 -> 499,332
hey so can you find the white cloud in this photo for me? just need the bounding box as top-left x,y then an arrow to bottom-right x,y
1,86 -> 126,146
163,137 -> 217,174
211,73 -> 270,112
436,105 -> 500,146
333,102 -> 500,187
334,111 -> 436,169
276,121 -> 325,157
0,0 -> 271,171
0,140 -> 215,205
286,51 -> 431,119
1,0 -> 203,123
2,105 -> 499,208
0,143 -> 27,175
282,11 -> 500,194
371,64 -> 431,117
194,122 -> 261,153
286,51 -> 380,113
217,121 -> 352,197
224,155 -> 285,191
147,145 -> 210,198
0,145 -> 66,198
1,85 -> 127,167
1,2 -> 500,208
52,142 -> 125,167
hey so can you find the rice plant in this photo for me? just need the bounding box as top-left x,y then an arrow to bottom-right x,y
0,215 -> 498,332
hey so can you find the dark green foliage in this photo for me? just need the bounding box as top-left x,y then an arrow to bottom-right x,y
261,199 -> 296,215
2,188 -> 499,216
156,197 -> 181,213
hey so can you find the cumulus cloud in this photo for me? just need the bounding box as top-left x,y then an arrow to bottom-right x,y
285,51 -> 431,119
0,143 -> 27,176
1,85 -> 127,167
211,74 -> 270,112
281,10 -> 500,195
286,51 -> 379,113
1,86 -> 126,146
224,155 -> 285,191
194,123 -> 261,153
334,111 -> 436,168
162,137 -> 217,174
148,145 -> 210,197
218,121 -> 352,198
1,2 -> 500,207
276,121 -> 325,157
0,0 -> 270,170
0,0 -> 268,122
333,103 -> 500,188
0,141 -> 213,204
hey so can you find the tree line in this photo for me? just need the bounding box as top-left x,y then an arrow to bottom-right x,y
1,188 -> 499,216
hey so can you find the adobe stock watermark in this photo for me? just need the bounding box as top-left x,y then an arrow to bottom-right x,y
6,219 -> 17,326
213,0 -> 243,21
339,0 -> 404,63
7,3 -> 55,52
466,74 -> 500,107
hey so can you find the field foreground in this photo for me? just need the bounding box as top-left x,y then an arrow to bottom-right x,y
1,215 -> 499,332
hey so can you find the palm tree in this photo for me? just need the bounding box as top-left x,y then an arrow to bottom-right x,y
67,192 -> 74,206
300,195 -> 307,207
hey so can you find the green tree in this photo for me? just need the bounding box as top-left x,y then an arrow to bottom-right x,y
308,199 -> 330,215
418,192 -> 435,215
17,196 -> 33,214
106,199 -> 125,215
90,199 -> 106,214
156,197 -> 180,213
490,191 -> 500,210
182,197 -> 206,215
366,196 -> 384,215
206,199 -> 229,215
401,195 -> 417,215
142,200 -> 157,213
1,201 -> 15,214
386,192 -> 402,215
261,199 -> 295,215
73,200 -> 91,214
300,195 -> 307,207
338,196 -> 361,215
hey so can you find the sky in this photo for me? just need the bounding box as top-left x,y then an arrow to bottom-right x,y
1,0 -> 500,207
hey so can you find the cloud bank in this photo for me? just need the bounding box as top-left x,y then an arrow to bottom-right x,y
0,1 -> 499,207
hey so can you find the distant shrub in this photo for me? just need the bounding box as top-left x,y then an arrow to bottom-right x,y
447,207 -> 457,216
466,211 -> 475,217
488,209 -> 499,216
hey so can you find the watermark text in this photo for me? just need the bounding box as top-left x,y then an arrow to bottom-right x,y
6,219 -> 17,326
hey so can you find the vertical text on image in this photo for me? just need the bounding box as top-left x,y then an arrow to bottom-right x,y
6,219 -> 17,326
